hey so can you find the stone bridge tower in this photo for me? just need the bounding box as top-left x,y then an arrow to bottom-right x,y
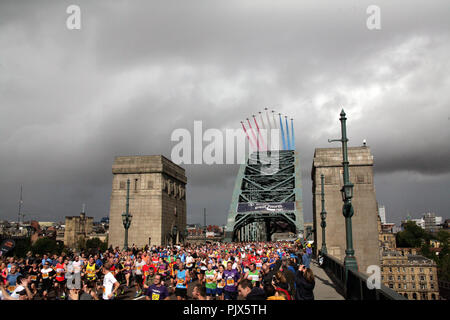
108,155 -> 186,248
312,146 -> 380,274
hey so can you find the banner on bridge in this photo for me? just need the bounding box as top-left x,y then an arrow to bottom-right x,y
237,202 -> 295,213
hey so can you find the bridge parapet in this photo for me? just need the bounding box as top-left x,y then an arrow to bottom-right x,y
321,252 -> 407,300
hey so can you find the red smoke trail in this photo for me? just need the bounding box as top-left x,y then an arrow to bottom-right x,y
241,121 -> 256,151
253,115 -> 267,151
247,118 -> 260,151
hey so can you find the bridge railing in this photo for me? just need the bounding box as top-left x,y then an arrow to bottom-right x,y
320,252 -> 407,300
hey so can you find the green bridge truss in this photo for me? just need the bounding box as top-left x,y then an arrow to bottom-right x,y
224,150 -> 304,242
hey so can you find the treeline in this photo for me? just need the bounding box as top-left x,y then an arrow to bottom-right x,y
2,236 -> 108,257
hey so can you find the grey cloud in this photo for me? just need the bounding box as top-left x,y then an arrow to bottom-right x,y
0,0 -> 449,225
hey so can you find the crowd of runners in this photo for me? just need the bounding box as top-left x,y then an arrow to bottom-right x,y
0,240 -> 316,301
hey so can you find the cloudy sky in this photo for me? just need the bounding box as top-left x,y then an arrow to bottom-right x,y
0,0 -> 449,227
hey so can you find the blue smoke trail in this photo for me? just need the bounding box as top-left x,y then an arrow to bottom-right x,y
291,118 -> 295,150
279,114 -> 287,150
285,116 -> 291,150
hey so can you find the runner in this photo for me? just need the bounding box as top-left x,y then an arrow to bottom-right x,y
174,261 -> 189,300
123,256 -> 133,288
133,255 -> 145,297
204,263 -> 217,300
215,264 -> 225,300
101,262 -> 120,300
5,264 -> 21,295
27,261 -> 40,297
53,257 -> 66,300
84,257 -> 98,290
223,261 -> 240,300
144,274 -> 170,300
156,257 -> 168,284
40,261 -> 55,300
244,263 -> 261,287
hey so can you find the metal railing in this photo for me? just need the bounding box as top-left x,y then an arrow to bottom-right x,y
321,252 -> 407,300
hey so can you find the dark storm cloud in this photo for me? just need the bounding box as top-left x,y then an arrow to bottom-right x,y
0,0 -> 449,225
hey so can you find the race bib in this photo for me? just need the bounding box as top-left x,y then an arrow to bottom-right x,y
250,275 -> 259,281
31,275 -> 37,281
226,278 -> 234,286
177,279 -> 184,285
151,292 -> 160,300
206,277 -> 213,284
56,272 -> 62,277
7,286 -> 16,292
42,273 -> 49,279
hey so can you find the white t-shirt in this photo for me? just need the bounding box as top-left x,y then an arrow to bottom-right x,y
186,256 -> 195,267
102,272 -> 117,300
135,261 -> 145,275
10,285 -> 25,299
72,261 -> 82,273
41,267 -> 53,280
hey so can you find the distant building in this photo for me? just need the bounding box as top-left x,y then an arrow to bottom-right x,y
378,205 -> 386,224
378,215 -> 396,252
401,213 -> 443,233
64,210 -> 93,249
423,212 -> 442,233
381,250 -> 439,300
378,218 -> 440,300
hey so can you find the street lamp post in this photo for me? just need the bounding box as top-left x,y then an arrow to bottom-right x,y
121,179 -> 132,251
328,109 -> 358,274
320,174 -> 328,255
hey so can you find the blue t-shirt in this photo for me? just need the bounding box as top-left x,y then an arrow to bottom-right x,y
6,273 -> 22,286
302,254 -> 310,269
95,259 -> 103,268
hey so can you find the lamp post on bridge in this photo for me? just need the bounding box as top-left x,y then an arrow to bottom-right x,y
328,109 -> 358,274
320,174 -> 327,255
121,179 -> 133,251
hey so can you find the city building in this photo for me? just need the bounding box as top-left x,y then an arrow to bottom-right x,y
108,155 -> 187,248
378,205 -> 386,224
64,210 -> 93,248
381,250 -> 439,300
311,146 -> 380,273
377,215 -> 440,300
424,212 -> 442,233
401,213 -> 443,232
378,215 -> 396,252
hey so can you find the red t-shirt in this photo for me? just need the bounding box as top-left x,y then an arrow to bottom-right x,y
55,263 -> 65,282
